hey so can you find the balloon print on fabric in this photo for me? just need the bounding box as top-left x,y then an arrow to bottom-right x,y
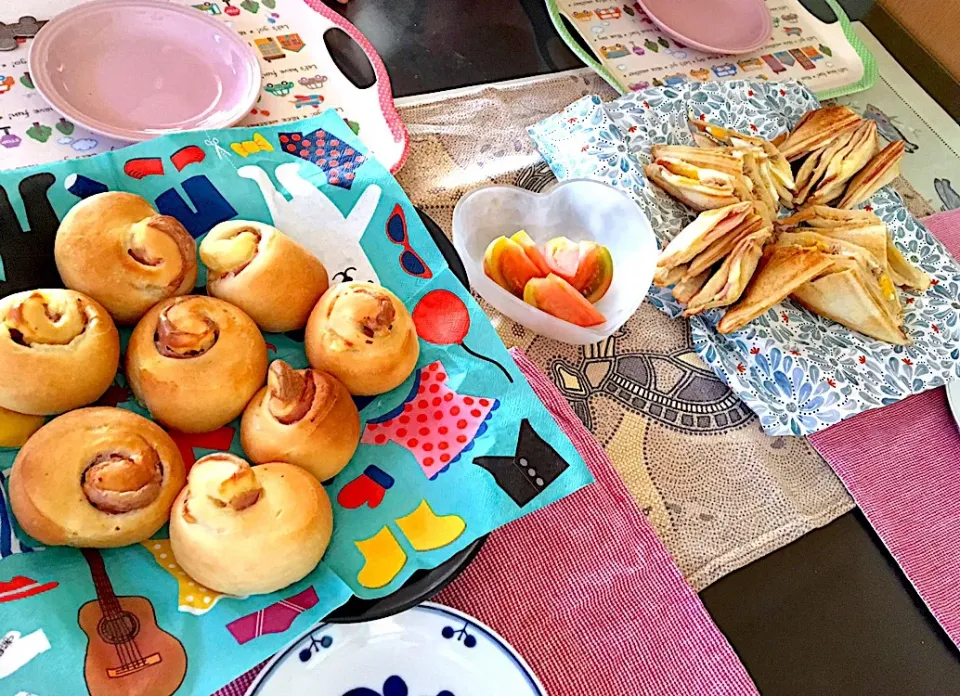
412,290 -> 513,382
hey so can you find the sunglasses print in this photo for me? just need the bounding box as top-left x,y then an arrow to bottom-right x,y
386,204 -> 432,279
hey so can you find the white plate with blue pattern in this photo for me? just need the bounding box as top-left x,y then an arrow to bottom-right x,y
247,603 -> 545,696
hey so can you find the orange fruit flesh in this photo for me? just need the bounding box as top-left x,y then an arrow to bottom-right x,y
524,274 -> 606,327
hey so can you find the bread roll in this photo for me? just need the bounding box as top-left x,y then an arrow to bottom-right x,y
126,296 -> 268,433
169,453 -> 332,595
0,290 -> 120,415
201,221 -> 329,332
305,283 -> 419,395
55,192 -> 197,324
241,360 -> 360,481
9,407 -> 186,548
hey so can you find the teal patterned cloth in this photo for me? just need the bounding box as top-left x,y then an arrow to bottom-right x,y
529,80 -> 960,437
0,111 -> 591,696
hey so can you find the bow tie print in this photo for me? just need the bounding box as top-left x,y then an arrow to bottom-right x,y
238,162 -> 382,284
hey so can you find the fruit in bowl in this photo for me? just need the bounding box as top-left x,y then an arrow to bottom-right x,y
524,274 -> 606,327
483,232 -> 613,327
542,237 -> 614,303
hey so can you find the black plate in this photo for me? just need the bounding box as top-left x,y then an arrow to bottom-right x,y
327,208 -> 487,623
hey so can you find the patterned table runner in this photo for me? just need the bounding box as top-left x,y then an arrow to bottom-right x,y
395,21 -> 952,588
396,71 -> 851,589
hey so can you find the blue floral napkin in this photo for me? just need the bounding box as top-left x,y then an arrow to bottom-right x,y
529,80 -> 960,436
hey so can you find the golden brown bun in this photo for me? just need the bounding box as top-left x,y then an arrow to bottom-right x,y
169,453 -> 332,595
126,296 -> 268,433
305,283 -> 419,395
9,407 -> 186,548
201,221 -> 329,332
241,360 -> 360,481
55,192 -> 198,324
0,290 -> 120,415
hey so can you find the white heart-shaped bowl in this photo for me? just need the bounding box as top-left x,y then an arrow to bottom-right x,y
453,180 -> 658,345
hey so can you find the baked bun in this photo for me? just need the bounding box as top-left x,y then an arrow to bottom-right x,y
55,191 -> 197,324
200,221 -> 329,332
126,296 -> 268,433
169,453 -> 332,595
241,360 -> 360,481
305,282 -> 419,395
0,290 -> 120,415
9,407 -> 186,548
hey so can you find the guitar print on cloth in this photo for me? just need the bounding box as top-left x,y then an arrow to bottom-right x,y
0,628 -> 49,679
140,540 -> 229,616
78,549 -> 186,696
278,127 -> 366,189
474,420 -> 571,508
355,500 -> 466,589
238,162 -> 381,283
226,586 -> 319,645
362,361 -> 498,480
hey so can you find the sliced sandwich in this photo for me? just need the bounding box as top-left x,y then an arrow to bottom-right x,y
672,268 -> 713,304
775,229 -> 902,323
791,256 -> 911,345
688,119 -> 795,206
717,245 -> 834,334
807,120 -> 879,206
656,202 -> 753,270
686,215 -> 766,278
779,105 -> 863,161
836,140 -> 905,210
684,228 -> 771,316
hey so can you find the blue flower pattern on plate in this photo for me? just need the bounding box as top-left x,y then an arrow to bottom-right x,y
343,675 -> 454,696
529,79 -> 960,436
441,621 -> 477,648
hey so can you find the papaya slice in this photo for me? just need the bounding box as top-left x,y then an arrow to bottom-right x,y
523,274 -> 607,327
543,237 -> 614,303
483,236 -> 541,297
510,230 -> 551,276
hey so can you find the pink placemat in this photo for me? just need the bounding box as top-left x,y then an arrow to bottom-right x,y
809,208 -> 960,648
215,348 -> 758,695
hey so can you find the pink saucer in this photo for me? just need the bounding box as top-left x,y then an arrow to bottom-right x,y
29,0 -> 261,142
636,0 -> 773,55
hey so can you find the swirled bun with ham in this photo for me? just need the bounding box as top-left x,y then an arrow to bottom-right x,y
0,290 -> 120,415
241,360 -> 360,481
200,221 -> 329,333
55,192 -> 198,324
126,296 -> 268,433
305,282 -> 419,396
9,407 -> 186,547
169,453 -> 332,595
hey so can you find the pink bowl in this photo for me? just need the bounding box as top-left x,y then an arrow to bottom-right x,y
636,0 -> 773,55
29,0 -> 261,142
